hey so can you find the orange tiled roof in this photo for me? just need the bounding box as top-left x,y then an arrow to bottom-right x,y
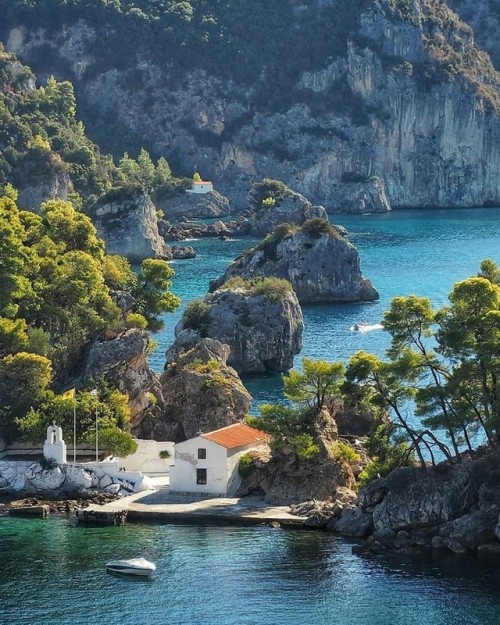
202,423 -> 270,449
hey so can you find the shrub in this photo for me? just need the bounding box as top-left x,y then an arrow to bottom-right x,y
238,453 -> 255,478
301,218 -> 338,239
253,277 -> 293,301
291,434 -> 320,460
39,456 -> 58,470
159,449 -> 171,459
125,312 -> 148,329
182,298 -> 212,336
331,440 -> 361,463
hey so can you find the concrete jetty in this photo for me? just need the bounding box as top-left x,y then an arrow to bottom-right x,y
79,484 -> 306,528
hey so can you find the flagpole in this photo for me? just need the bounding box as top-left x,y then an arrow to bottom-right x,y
73,398 -> 76,463
95,403 -> 98,462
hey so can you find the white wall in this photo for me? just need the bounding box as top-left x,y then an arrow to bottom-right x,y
116,439 -> 175,474
170,437 -> 228,495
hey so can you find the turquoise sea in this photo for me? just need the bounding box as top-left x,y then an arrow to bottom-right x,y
3,209 -> 500,625
150,208 -> 500,408
2,516 -> 500,625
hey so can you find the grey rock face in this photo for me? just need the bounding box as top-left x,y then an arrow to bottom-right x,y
329,178 -> 391,214
17,171 -> 72,212
210,228 -> 378,303
5,1 -> 499,210
92,189 -> 171,263
251,190 -> 328,235
372,464 -> 479,532
335,507 -> 374,537
156,189 -> 231,220
170,286 -> 304,374
81,328 -> 162,421
158,338 -> 252,441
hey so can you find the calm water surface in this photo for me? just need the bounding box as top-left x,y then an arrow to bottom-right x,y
151,208 -> 500,407
2,516 -> 500,625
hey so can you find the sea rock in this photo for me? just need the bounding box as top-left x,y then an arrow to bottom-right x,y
329,178 -> 391,214
371,463 -> 479,532
155,338 -> 252,442
171,245 -> 196,259
156,189 -> 231,220
92,188 -> 172,263
335,507 -> 373,537
440,509 -> 497,550
210,221 -> 378,303
248,181 -> 328,235
80,328 -> 163,422
168,283 -> 304,374
325,396 -> 375,437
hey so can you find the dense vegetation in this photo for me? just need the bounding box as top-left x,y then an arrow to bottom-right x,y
250,261 -> 500,484
0,46 -> 186,209
0,195 -> 179,450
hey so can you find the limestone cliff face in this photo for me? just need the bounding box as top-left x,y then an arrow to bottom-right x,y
17,170 -> 72,213
92,189 -> 172,262
3,0 -> 499,211
210,224 -> 379,303
168,285 -> 304,374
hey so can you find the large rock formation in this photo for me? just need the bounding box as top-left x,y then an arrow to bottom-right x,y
149,338 -> 251,442
17,170 -> 72,213
237,407 -> 358,504
326,448 -> 500,554
248,180 -> 329,235
80,328 -> 162,423
168,280 -> 304,374
156,189 -> 231,220
3,0 -> 499,210
210,220 -> 379,303
92,188 -> 171,263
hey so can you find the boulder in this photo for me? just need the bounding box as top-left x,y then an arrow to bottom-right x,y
440,509 -> 497,550
210,222 -> 378,303
92,188 -> 171,262
250,190 -> 328,236
372,463 -> 479,532
155,338 -> 252,441
168,282 -> 303,374
335,507 -> 373,537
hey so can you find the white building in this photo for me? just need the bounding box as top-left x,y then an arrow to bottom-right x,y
169,423 -> 270,497
186,180 -> 214,194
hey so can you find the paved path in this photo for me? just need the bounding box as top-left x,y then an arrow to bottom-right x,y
84,486 -> 305,527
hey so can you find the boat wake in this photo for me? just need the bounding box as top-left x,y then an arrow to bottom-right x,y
351,323 -> 383,333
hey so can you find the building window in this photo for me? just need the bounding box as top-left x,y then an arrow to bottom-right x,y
197,448 -> 206,459
196,468 -> 207,485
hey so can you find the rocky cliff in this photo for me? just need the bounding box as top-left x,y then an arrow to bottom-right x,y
143,339 -> 252,442
2,0 -> 499,210
210,221 -> 379,303
92,188 -> 172,262
168,280 -> 304,374
80,328 -> 162,422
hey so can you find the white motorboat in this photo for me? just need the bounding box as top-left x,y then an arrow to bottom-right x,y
106,557 -> 156,576
353,322 -> 369,331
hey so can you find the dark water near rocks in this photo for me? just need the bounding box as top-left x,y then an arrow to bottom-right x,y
151,208 -> 500,410
2,516 -> 500,625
